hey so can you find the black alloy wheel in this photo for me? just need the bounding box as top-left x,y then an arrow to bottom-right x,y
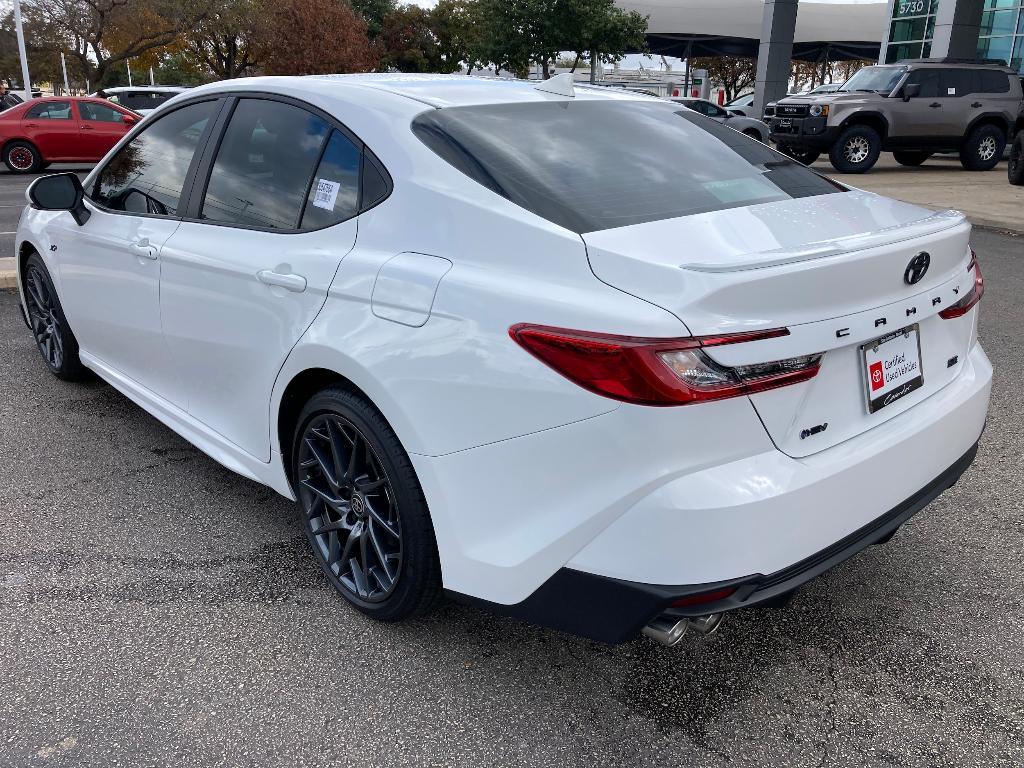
293,388 -> 442,620
1007,133 -> 1023,186
22,254 -> 86,380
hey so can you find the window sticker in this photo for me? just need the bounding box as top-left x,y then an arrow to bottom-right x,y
312,178 -> 340,211
947,87 -> 956,95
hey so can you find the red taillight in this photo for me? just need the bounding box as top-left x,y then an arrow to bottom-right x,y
671,587 -> 738,608
508,324 -> 822,406
939,249 -> 984,320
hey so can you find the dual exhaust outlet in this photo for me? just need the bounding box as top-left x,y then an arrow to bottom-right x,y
642,613 -> 724,646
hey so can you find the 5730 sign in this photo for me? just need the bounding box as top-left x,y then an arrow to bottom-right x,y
896,0 -> 928,18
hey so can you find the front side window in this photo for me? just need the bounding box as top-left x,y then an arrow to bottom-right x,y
26,101 -> 71,120
905,68 -> 942,98
200,99 -> 330,230
413,100 -> 843,234
92,99 -> 217,216
80,102 -> 126,123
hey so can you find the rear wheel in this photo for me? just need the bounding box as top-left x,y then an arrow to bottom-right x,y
829,125 -> 882,173
959,124 -> 1005,171
1009,133 -> 1024,186
4,141 -> 41,173
292,387 -> 442,621
22,253 -> 87,381
893,151 -> 931,167
776,144 -> 820,165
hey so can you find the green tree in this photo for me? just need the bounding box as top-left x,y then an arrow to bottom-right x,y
379,4 -> 435,72
24,0 -> 214,88
185,0 -> 261,79
557,0 -> 647,81
430,0 -> 481,74
350,0 -> 395,39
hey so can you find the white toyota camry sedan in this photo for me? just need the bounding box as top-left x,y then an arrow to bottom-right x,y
15,74 -> 991,645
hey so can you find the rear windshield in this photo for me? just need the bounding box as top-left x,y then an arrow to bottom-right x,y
110,92 -> 176,110
412,100 -> 843,234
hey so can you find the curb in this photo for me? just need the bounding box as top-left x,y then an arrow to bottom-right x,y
0,270 -> 15,290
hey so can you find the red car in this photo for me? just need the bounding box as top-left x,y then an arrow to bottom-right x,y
0,96 -> 139,173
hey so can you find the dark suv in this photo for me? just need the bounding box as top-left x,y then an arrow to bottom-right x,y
768,59 -> 1024,173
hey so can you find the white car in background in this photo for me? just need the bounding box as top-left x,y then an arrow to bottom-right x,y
92,85 -> 190,115
15,74 -> 990,646
673,97 -> 771,141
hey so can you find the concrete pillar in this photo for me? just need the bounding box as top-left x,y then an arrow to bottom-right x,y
877,0 -> 899,63
931,0 -> 985,60
754,0 -> 799,118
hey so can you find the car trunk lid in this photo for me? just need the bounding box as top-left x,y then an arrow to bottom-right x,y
581,192 -> 977,457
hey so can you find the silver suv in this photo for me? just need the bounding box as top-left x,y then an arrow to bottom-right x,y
768,59 -> 1023,173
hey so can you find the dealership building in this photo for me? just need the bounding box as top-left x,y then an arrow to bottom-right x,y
881,0 -> 1024,70
627,0 -> 1023,116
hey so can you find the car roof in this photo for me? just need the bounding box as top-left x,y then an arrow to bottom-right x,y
98,86 -> 189,94
188,73 -> 656,110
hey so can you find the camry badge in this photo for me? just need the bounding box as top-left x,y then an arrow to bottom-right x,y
904,252 -> 930,285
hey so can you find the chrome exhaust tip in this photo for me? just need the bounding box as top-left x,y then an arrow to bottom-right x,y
642,613 -> 724,646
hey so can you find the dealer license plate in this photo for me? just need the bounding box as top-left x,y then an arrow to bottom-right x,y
862,325 -> 924,414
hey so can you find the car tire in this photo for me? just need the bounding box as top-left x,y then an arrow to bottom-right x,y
893,151 -> 931,167
4,141 -> 42,173
777,144 -> 821,165
743,128 -> 765,142
22,252 -> 88,381
829,125 -> 882,173
292,386 -> 442,622
959,124 -> 1006,171
1009,133 -> 1024,186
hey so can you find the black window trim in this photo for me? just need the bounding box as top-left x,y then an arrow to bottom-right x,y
84,95 -> 230,222
181,91 -> 394,235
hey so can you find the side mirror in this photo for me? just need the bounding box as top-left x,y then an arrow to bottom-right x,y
123,114 -> 136,125
27,172 -> 90,226
902,83 -> 921,102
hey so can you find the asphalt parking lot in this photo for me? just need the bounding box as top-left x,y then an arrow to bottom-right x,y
1,189 -> 1023,766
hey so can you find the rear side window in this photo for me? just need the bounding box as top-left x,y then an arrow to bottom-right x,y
299,130 -> 361,230
977,70 -> 1010,93
201,99 -> 330,230
937,69 -> 973,96
80,102 -> 125,122
26,101 -> 71,120
412,100 -> 842,234
93,100 -> 217,216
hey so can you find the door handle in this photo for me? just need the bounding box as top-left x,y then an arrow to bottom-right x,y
971,101 -> 983,108
130,237 -> 157,260
81,124 -> 94,130
929,102 -> 941,108
24,122 -> 38,127
257,269 -> 307,293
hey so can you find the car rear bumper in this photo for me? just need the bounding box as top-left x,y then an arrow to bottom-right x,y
440,341 -> 991,643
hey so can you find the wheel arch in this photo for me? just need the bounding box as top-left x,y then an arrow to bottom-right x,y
839,111 -> 889,140
272,358 -> 426,498
965,113 -> 1011,140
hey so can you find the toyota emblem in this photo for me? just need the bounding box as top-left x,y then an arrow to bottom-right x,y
904,252 -> 930,285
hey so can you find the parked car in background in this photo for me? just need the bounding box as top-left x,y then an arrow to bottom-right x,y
16,74 -> 991,646
768,59 -> 1023,173
0,96 -> 139,173
724,92 -> 755,116
674,97 -> 770,141
93,86 -> 189,115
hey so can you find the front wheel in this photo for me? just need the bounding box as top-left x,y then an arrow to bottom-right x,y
893,151 -> 931,167
292,387 -> 442,621
4,141 -> 41,173
22,253 -> 87,380
1009,133 -> 1024,186
960,124 -> 1005,171
742,128 -> 765,143
829,125 -> 882,173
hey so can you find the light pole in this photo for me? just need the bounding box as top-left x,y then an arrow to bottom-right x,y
13,0 -> 34,101
60,51 -> 70,95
